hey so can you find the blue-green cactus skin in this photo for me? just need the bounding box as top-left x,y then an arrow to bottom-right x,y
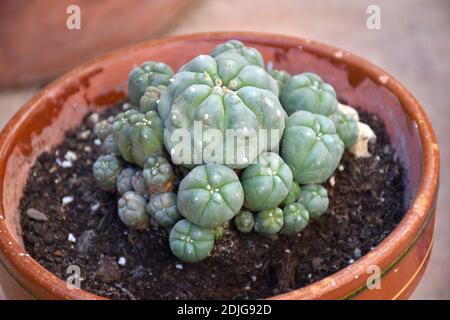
93,154 -> 122,192
131,170 -> 149,199
234,210 -> 255,233
94,120 -> 112,141
118,191 -> 149,229
128,61 -> 173,106
213,225 -> 225,240
241,152 -> 293,211
139,85 -> 166,113
143,155 -> 174,193
281,110 -> 344,184
117,167 -> 137,196
280,203 -> 309,236
297,184 -> 329,219
169,219 -> 215,263
158,42 -> 286,169
146,192 -> 181,228
177,164 -> 244,228
330,111 -> 359,148
102,134 -> 119,155
254,207 -> 284,236
268,69 -> 291,96
112,110 -> 164,167
281,73 -> 337,116
211,40 -> 264,67
281,181 -> 301,207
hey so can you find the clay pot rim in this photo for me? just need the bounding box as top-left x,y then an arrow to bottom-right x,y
0,32 -> 440,300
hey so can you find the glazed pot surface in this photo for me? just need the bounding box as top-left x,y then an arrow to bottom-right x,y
0,32 -> 439,299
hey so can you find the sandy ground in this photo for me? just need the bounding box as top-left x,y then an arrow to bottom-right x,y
0,0 -> 448,299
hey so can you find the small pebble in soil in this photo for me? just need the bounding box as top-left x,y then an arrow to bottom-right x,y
68,233 -> 77,243
118,257 -> 127,266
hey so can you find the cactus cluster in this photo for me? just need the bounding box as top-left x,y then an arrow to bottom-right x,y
93,40 -> 371,263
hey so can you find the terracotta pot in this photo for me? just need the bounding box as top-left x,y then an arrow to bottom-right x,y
0,0 -> 193,88
0,32 -> 439,300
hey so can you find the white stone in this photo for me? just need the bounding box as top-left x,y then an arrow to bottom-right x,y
349,122 -> 377,158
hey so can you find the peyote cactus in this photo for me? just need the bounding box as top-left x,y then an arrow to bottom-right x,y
118,191 -> 149,229
139,85 -> 166,113
117,167 -> 137,196
102,134 -> 119,155
177,164 -> 244,228
280,203 -> 309,236
131,170 -> 149,199
128,61 -> 173,106
268,69 -> 291,96
330,110 -> 359,148
169,219 -> 215,263
158,41 -> 286,168
143,155 -> 174,193
280,181 -> 301,207
241,152 -> 293,211
281,72 -> 337,116
234,210 -> 255,233
94,120 -> 112,141
112,110 -> 164,167
93,154 -> 122,192
210,40 -> 264,67
297,184 -> 329,219
213,225 -> 225,240
146,192 -> 181,228
254,207 -> 284,237
281,110 -> 344,184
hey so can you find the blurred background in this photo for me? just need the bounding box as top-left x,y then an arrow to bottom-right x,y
0,0 -> 448,299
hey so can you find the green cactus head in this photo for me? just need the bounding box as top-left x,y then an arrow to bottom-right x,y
177,164 -> 244,228
131,170 -> 149,199
280,203 -> 309,236
117,167 -> 137,196
241,152 -> 293,211
118,191 -> 149,230
254,207 -> 284,237
234,210 -> 255,233
94,120 -> 112,141
268,69 -> 291,95
281,181 -> 301,207
169,219 -> 215,263
297,184 -> 329,219
128,61 -> 173,106
281,72 -> 337,116
93,154 -> 122,192
143,155 -> 174,193
330,111 -> 359,148
139,85 -> 166,113
102,134 -> 119,155
281,110 -> 344,184
211,40 -> 264,67
146,192 -> 181,228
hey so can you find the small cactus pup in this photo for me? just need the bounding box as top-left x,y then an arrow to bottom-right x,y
143,155 -> 174,193
281,110 -> 344,184
128,61 -> 173,106
146,192 -> 181,228
112,110 -> 164,167
118,191 -> 149,230
268,68 -> 291,96
281,72 -> 337,116
117,167 -> 137,196
93,154 -> 122,192
177,164 -> 244,228
169,219 -> 215,263
102,134 -> 119,155
280,203 -> 309,236
281,181 -> 301,207
330,111 -> 359,148
297,184 -> 329,219
254,207 -> 284,237
158,40 -> 286,169
94,120 -> 112,141
213,225 -> 225,240
131,170 -> 149,199
234,210 -> 255,233
241,152 -> 293,211
139,85 -> 166,113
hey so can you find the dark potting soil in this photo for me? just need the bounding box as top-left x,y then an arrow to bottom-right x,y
20,103 -> 406,300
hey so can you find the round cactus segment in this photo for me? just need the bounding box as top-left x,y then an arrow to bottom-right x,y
254,207 -> 284,236
281,181 -> 301,207
131,170 -> 149,198
281,72 -> 337,116
93,154 -> 122,192
234,210 -> 255,233
143,155 -> 174,193
146,192 -> 181,228
139,85 -> 166,113
177,164 -> 244,228
297,184 -> 329,219
213,225 -> 225,240
102,134 -> 119,155
128,61 -> 173,106
281,110 -> 344,184
94,120 -> 112,141
241,152 -> 293,211
117,167 -> 137,196
280,203 -> 309,236
268,69 -> 291,96
169,219 -> 215,263
211,40 -> 264,67
118,191 -> 149,229
330,111 -> 359,148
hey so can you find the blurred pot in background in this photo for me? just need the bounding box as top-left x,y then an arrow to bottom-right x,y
0,0 -> 193,88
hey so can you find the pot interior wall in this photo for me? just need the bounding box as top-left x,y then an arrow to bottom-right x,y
2,36 -> 422,249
